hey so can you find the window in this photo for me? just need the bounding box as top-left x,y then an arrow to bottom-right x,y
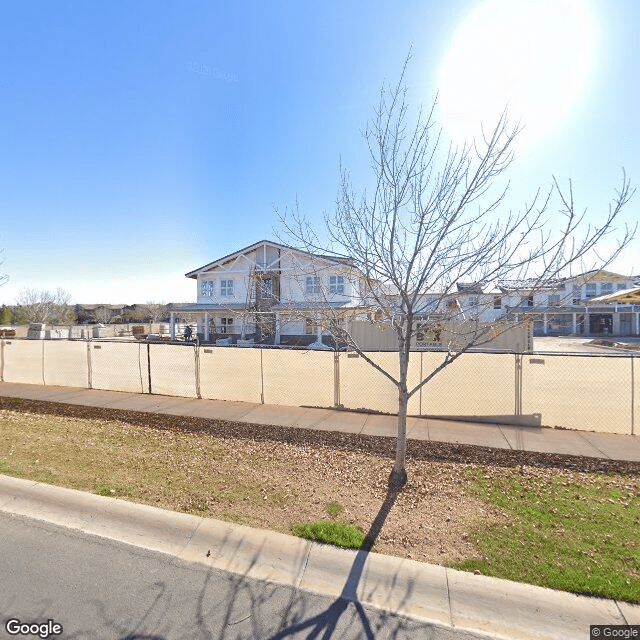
468,296 -> 478,307
261,277 -> 273,297
201,280 -> 214,297
329,275 -> 345,294
585,283 -> 597,299
219,317 -> 234,334
306,276 -> 320,294
572,285 -> 582,304
527,295 -> 534,307
305,318 -> 316,334
493,295 -> 502,309
220,279 -> 234,297
601,282 -> 613,294
548,294 -> 561,306
617,283 -> 627,291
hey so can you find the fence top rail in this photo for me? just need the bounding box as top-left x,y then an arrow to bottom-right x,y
2,337 -> 639,358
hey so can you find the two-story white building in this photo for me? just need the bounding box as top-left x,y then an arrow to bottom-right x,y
502,270 -> 640,336
171,240 -> 369,346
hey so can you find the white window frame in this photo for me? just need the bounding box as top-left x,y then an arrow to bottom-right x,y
220,279 -> 234,297
201,280 -> 214,297
585,283 -> 597,299
219,317 -> 234,334
306,276 -> 320,295
329,275 -> 345,295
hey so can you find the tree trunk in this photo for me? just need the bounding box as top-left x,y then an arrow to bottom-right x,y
389,348 -> 409,490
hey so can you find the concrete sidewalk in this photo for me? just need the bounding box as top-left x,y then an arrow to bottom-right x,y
1,381 -> 639,462
1,474 -> 638,640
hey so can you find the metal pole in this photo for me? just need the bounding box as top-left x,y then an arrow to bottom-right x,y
631,357 -> 635,436
514,354 -> 523,416
419,351 -> 423,415
260,348 -> 265,404
333,351 -> 340,407
86,340 -> 92,389
194,343 -> 202,399
147,342 -> 152,394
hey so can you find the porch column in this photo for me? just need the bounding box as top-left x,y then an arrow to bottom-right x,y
275,313 -> 281,345
543,313 -> 548,336
572,313 -> 577,334
204,311 -> 209,342
585,310 -> 590,336
170,312 -> 176,340
316,313 -> 322,343
636,312 -> 640,336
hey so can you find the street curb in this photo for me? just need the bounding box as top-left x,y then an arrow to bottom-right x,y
1,475 -> 637,639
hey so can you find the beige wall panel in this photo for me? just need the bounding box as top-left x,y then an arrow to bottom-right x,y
2,340 -> 44,384
90,342 -> 149,393
340,352 -> 421,414
417,352 -> 515,417
199,347 -> 262,403
148,344 -> 197,398
522,355 -> 632,434
43,340 -> 88,387
262,349 -> 334,407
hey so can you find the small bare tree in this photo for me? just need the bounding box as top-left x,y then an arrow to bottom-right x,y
16,288 -> 75,325
93,306 -> 116,325
141,302 -> 169,333
280,58 -> 635,490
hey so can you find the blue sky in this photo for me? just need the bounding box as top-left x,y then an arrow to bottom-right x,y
1,0 -> 638,305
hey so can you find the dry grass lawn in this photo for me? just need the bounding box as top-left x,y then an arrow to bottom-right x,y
0,396 -> 638,601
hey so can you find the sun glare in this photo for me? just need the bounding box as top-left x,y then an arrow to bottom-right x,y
436,0 -> 598,150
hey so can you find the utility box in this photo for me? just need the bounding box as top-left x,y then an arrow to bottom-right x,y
27,323 -> 46,339
92,324 -> 106,338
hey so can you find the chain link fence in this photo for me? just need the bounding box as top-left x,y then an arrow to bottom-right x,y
0,338 -> 637,435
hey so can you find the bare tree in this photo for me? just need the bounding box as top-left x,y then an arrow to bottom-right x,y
93,306 -> 116,324
16,288 -> 75,325
141,301 -> 169,332
280,57 -> 635,490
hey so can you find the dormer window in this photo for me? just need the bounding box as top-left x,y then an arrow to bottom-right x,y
329,275 -> 345,294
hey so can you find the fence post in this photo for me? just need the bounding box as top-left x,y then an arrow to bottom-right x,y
514,354 -> 523,416
333,351 -> 340,407
260,349 -> 265,404
419,351 -> 423,415
632,357 -> 635,436
86,339 -> 93,389
147,343 -> 152,394
0,339 -> 4,383
194,344 -> 202,399
41,339 -> 46,386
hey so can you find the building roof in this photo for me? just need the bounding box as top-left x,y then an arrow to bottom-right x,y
588,287 -> 640,304
184,239 -> 355,279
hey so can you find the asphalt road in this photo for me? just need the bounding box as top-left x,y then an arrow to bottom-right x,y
0,512 -> 489,640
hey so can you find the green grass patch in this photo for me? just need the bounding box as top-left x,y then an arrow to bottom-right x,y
326,500 -> 343,517
95,483 -> 127,497
454,469 -> 640,603
291,520 -> 366,549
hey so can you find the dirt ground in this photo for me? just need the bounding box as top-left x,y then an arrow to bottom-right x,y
1,397 -> 638,566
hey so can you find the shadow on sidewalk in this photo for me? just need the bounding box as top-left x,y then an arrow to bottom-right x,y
267,488 -> 405,640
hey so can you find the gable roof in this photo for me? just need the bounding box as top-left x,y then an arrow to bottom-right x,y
185,239 -> 354,279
